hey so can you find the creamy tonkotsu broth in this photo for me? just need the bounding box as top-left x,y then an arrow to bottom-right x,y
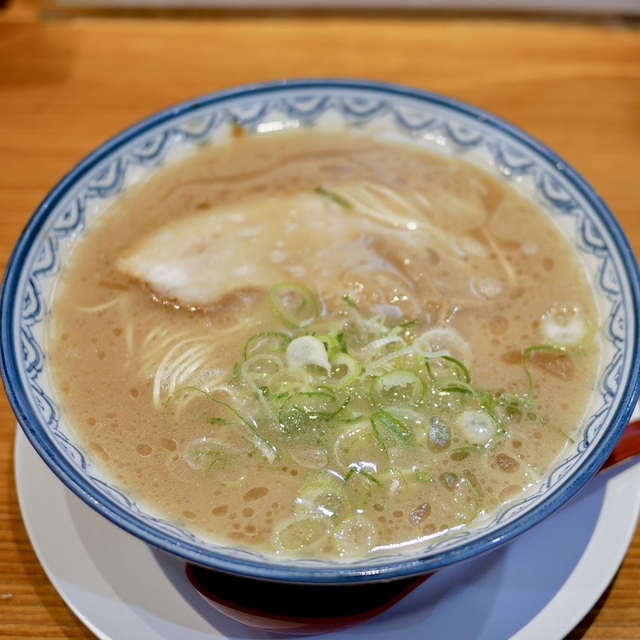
49,129 -> 599,559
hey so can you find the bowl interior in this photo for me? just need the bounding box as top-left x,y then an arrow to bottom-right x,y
2,79 -> 639,583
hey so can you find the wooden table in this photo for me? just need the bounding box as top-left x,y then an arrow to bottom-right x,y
1,1 -> 639,637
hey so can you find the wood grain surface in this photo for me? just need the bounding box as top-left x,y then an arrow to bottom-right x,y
1,1 -> 639,637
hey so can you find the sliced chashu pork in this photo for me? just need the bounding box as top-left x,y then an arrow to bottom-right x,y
117,188 -> 500,317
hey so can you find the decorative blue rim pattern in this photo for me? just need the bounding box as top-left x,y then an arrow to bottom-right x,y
2,78 -> 640,584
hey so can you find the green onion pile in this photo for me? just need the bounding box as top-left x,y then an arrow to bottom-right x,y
163,282 -> 576,556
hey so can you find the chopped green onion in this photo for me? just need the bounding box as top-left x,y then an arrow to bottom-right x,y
266,367 -> 310,397
457,410 -> 497,445
345,466 -> 383,487
540,305 -> 590,347
269,282 -> 319,327
343,294 -> 359,309
272,514 -> 332,553
165,279 -> 558,546
334,515 -> 377,557
165,387 -> 278,463
279,391 -> 347,432
371,369 -> 426,405
286,335 -> 331,373
244,332 -> 291,360
371,408 -> 412,445
439,382 -> 474,395
241,354 -> 283,386
441,355 -> 472,383
413,467 -> 433,483
327,352 -> 360,388
315,186 -> 353,209
295,475 -> 348,519
425,355 -> 472,385
312,333 -> 340,360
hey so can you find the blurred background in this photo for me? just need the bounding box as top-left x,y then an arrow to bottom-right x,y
3,0 -> 639,16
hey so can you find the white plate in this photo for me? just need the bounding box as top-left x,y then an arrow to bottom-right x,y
15,428 -> 640,640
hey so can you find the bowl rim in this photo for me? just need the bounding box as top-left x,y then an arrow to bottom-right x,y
2,77 -> 640,583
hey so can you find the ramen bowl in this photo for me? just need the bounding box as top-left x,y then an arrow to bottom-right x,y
2,80 -> 639,607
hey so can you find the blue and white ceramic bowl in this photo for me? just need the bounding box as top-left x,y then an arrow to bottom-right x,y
2,79 -> 640,585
